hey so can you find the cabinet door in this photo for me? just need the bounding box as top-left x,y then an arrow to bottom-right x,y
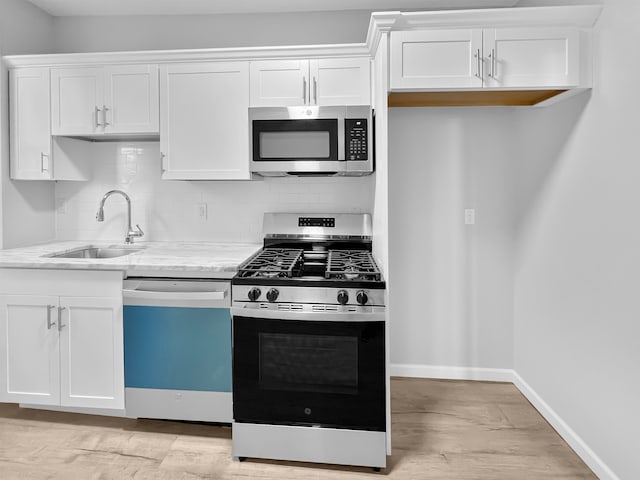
249,60 -> 309,106
59,297 -> 124,409
0,295 -> 60,405
9,68 -> 52,180
390,29 -> 484,90
103,64 -> 159,134
160,62 -> 250,180
483,27 -> 579,88
309,57 -> 371,105
51,67 -> 103,135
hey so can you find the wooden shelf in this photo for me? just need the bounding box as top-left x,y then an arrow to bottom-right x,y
388,90 -> 567,107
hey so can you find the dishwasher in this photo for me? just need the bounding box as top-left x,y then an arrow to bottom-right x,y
123,277 -> 232,423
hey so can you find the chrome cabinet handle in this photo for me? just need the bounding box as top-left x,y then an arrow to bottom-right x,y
160,152 -> 166,173
40,152 -> 49,173
488,50 -> 493,78
474,49 -> 481,78
46,305 -> 56,330
103,105 -> 110,127
58,306 -> 66,331
313,77 -> 317,104
491,48 -> 497,78
302,76 -> 307,104
95,106 -> 102,127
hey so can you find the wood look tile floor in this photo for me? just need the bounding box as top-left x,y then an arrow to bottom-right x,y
0,378 -> 596,479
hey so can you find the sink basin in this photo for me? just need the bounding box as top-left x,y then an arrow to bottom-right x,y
47,246 -> 145,259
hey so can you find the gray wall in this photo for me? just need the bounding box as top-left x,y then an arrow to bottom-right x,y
52,10 -> 373,53
388,107 -> 516,371
514,0 -> 640,478
0,0 -> 56,249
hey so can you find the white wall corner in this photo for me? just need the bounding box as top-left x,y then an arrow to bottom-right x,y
512,371 -> 621,480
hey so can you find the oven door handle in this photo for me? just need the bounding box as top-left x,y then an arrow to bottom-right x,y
231,305 -> 385,322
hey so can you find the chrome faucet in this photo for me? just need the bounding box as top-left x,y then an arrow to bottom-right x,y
96,190 -> 144,244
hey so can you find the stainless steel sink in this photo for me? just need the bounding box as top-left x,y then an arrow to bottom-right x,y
46,246 -> 145,259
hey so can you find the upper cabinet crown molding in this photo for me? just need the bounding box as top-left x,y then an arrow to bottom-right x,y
367,5 -> 603,33
3,44 -> 371,69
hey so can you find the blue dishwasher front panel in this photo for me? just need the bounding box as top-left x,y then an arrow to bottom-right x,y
124,306 -> 231,392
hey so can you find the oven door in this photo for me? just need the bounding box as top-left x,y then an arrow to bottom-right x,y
232,311 -> 385,432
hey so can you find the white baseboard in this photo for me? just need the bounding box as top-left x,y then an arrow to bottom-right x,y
20,403 -> 126,418
512,372 -> 620,480
390,363 -> 620,480
389,363 -> 515,382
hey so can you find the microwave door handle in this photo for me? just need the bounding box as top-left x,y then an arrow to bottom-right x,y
337,117 -> 345,161
302,76 -> 307,105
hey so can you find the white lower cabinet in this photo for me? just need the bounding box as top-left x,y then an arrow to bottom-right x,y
0,270 -> 124,410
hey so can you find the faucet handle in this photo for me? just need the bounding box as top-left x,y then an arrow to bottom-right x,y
132,224 -> 144,237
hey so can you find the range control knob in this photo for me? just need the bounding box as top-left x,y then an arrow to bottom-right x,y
337,290 -> 349,305
247,287 -> 261,302
356,290 -> 369,306
266,288 -> 279,303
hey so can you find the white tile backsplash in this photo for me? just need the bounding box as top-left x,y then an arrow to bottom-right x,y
54,141 -> 374,243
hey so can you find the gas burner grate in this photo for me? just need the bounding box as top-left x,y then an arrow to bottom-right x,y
237,248 -> 304,278
326,250 -> 381,281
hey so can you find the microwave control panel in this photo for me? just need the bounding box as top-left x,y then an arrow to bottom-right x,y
345,118 -> 368,161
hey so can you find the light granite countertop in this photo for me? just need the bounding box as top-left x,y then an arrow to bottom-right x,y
0,241 -> 263,279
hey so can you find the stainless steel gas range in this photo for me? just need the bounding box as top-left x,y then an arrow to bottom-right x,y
231,213 -> 387,469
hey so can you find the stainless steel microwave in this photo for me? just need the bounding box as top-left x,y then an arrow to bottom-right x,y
249,105 -> 373,177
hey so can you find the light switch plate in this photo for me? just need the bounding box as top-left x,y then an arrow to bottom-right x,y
197,203 -> 207,220
464,209 -> 475,225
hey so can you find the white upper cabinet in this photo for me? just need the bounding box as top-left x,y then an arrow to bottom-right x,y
249,60 -> 308,106
391,26 -> 580,90
10,67 -> 92,181
51,64 -> 159,136
391,29 -> 484,90
250,57 -> 370,106
10,67 -> 53,180
482,27 -> 579,89
310,58 -> 371,105
103,64 -> 160,133
160,62 -> 250,180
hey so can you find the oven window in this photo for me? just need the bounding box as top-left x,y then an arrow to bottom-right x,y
260,131 -> 330,159
259,333 -> 357,394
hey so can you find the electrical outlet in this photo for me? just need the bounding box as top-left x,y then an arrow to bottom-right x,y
197,202 -> 207,220
56,198 -> 67,214
464,209 -> 475,225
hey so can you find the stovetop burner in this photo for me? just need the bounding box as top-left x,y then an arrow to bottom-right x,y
326,250 -> 381,281
236,248 -> 304,279
236,247 -> 382,284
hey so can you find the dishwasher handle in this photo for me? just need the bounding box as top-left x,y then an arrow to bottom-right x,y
123,288 -> 227,301
123,279 -> 230,308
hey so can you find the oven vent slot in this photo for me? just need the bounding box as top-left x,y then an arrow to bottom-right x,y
277,303 -> 304,311
312,305 -> 339,312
